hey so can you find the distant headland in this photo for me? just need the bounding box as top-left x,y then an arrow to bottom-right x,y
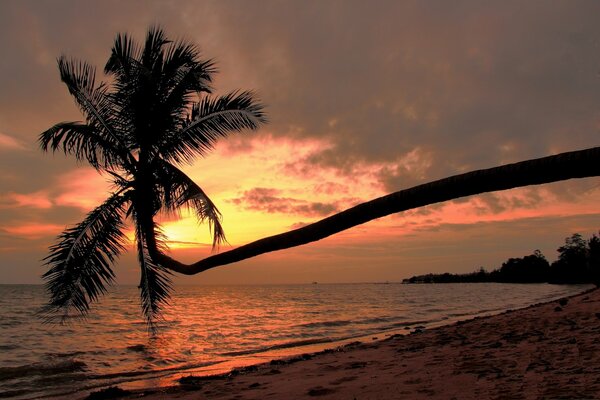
403,231 -> 600,285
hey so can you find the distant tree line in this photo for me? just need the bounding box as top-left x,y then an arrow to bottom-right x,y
403,231 -> 600,285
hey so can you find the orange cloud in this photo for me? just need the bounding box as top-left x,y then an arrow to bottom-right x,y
1,191 -> 53,209
167,135 -> 387,246
0,132 -> 27,150
161,135 -> 600,252
54,168 -> 111,210
229,187 -> 339,217
2,222 -> 64,239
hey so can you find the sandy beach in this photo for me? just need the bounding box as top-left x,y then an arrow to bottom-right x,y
89,287 -> 600,400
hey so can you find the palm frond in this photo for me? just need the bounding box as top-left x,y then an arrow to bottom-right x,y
141,26 -> 169,70
159,90 -> 267,164
156,61 -> 216,131
135,223 -> 172,331
154,159 -> 226,247
162,41 -> 215,95
104,32 -> 140,79
40,192 -> 129,323
106,170 -> 133,192
58,56 -> 135,167
39,121 -> 130,171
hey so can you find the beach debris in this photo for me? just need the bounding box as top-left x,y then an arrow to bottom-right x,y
412,326 -> 425,334
226,365 -> 259,378
307,386 -> 337,396
237,365 -> 259,373
315,348 -> 336,355
345,361 -> 368,369
265,368 -> 282,375
272,353 -> 314,366
178,374 -> 226,387
559,298 -> 569,307
85,386 -> 131,400
387,333 -> 404,340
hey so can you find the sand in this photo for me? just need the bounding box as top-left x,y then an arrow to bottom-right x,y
93,287 -> 600,400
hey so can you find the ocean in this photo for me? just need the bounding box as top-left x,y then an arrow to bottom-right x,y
0,283 -> 590,399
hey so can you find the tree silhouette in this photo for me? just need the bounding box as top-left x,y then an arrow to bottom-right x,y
550,232 -> 597,284
40,27 -> 600,327
39,27 -> 266,327
589,233 -> 600,286
498,250 -> 549,283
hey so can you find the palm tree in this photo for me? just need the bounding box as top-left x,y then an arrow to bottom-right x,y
39,27 -> 266,327
41,28 -> 600,329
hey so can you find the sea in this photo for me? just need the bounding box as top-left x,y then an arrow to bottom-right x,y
0,282 -> 591,399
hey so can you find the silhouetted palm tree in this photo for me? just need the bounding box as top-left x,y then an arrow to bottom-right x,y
41,27 -> 600,329
39,27 -> 266,327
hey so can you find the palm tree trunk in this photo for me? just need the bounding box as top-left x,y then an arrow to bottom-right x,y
155,146 -> 600,275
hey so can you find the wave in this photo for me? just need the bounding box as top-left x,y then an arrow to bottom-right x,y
220,337 -> 336,356
295,319 -> 354,329
0,359 -> 87,381
222,316 -> 449,358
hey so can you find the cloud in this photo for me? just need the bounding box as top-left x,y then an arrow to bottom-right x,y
0,191 -> 53,209
2,222 -> 64,239
229,187 -> 340,217
0,168 -> 111,212
289,221 -> 309,230
198,1 -> 600,188
54,168 -> 111,210
375,147 -> 434,191
0,133 -> 27,150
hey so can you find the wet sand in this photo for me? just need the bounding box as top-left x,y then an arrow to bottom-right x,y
93,287 -> 600,399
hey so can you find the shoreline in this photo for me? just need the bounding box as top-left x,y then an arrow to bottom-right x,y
82,286 -> 600,399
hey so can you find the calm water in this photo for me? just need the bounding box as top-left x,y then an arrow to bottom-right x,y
0,283 -> 589,399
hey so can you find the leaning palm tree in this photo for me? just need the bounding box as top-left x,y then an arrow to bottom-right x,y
41,27 -> 600,329
40,27 -> 266,327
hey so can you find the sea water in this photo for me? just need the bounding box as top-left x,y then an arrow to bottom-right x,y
0,283 -> 589,399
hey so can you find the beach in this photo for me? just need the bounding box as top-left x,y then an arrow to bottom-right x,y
95,287 -> 600,400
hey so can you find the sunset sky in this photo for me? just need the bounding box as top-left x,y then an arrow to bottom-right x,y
0,0 -> 599,285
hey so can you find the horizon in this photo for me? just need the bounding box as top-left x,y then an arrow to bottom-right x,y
1,1 -> 600,285
2,226 -> 596,285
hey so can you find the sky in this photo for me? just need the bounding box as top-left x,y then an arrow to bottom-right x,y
0,0 -> 599,285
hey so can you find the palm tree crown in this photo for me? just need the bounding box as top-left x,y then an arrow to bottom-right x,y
39,27 -> 266,327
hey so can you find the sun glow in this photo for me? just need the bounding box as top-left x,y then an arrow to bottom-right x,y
159,135 -> 387,249
131,135 -> 600,256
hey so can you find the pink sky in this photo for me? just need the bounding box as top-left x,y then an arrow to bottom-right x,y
0,1 -> 599,284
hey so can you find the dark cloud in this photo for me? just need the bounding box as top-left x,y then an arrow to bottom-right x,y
3,1 -> 599,187
213,1 -> 600,180
229,187 -> 339,217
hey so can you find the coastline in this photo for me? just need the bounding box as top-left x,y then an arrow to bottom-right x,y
85,286 -> 600,399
